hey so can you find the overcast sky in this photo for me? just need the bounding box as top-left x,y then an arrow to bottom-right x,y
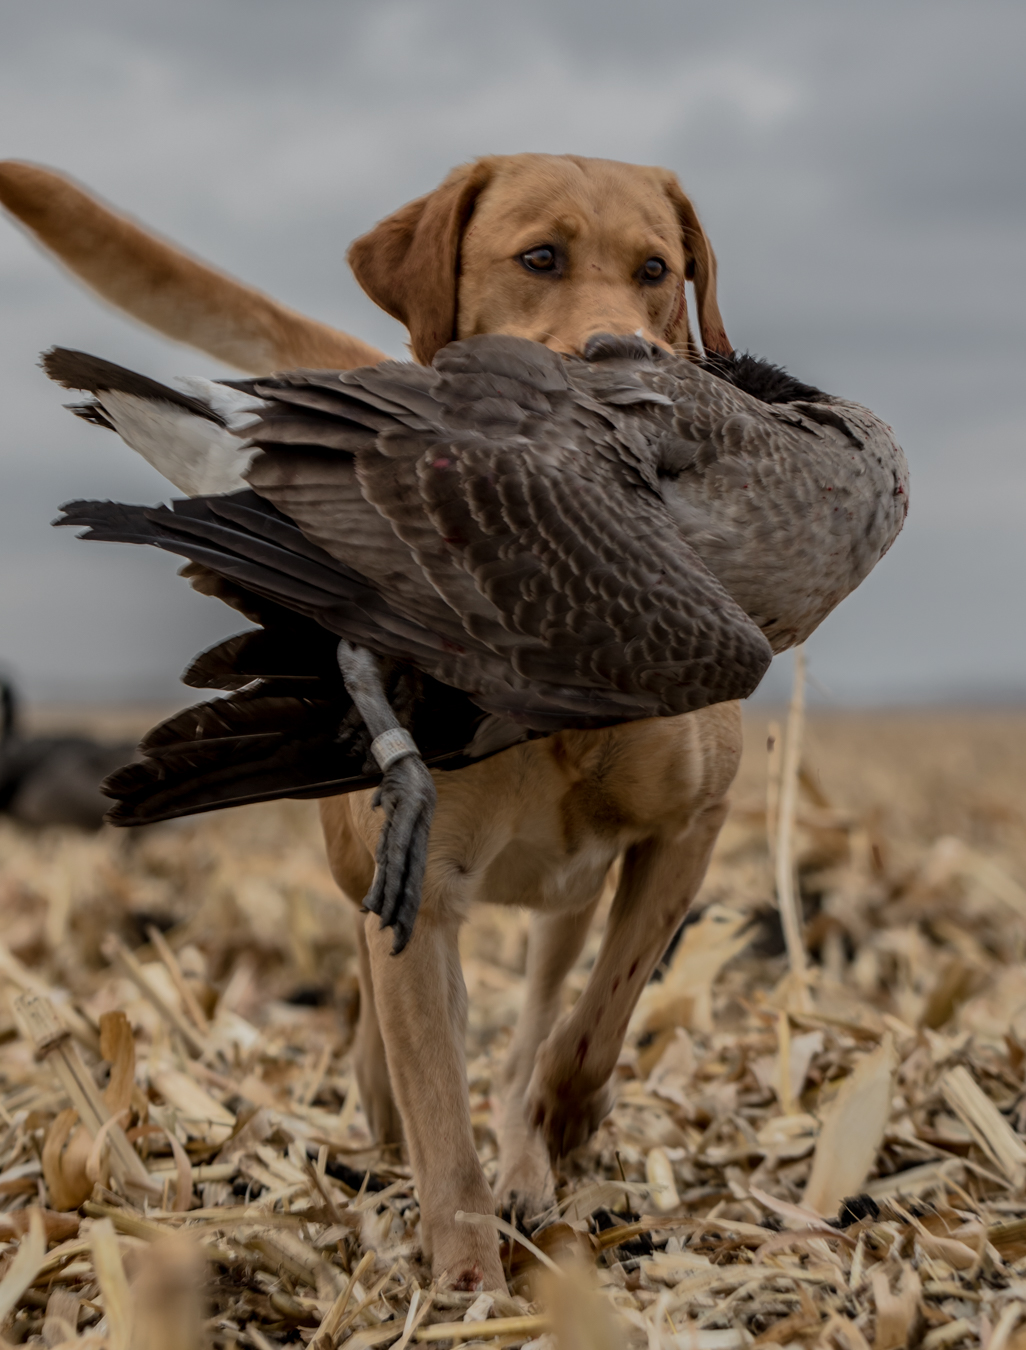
1,0 -> 1023,705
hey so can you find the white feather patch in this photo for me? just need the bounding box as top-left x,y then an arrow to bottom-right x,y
172,377 -> 268,432
96,391 -> 257,498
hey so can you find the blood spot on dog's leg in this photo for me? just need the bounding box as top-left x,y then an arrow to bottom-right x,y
453,1263 -> 485,1292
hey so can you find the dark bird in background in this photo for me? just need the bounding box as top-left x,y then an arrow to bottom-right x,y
45,333 -> 908,946
0,677 -> 137,830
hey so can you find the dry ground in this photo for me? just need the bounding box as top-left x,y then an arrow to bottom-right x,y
0,706 -> 1025,1348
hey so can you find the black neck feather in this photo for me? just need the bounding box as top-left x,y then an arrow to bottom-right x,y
701,350 -> 827,404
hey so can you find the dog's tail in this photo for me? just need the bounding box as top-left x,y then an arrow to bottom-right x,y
2,160 -> 385,373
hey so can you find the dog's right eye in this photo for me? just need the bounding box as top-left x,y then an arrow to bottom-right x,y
519,246 -> 557,273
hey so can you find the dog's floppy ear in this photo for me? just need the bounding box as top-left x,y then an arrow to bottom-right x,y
662,174 -> 732,358
347,159 -> 495,365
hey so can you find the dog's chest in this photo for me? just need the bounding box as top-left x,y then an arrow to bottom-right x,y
467,816 -> 622,914
428,728 -> 669,915
346,707 -> 739,919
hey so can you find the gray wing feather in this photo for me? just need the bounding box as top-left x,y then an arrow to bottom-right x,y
241,340 -> 773,723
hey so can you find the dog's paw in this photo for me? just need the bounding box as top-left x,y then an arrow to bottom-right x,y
432,1226 -> 505,1294
494,1157 -> 555,1231
525,1060 -> 616,1161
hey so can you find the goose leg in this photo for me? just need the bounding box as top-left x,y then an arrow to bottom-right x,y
336,640 -> 437,954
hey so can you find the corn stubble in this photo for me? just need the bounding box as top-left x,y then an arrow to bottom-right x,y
0,706 -> 1022,1346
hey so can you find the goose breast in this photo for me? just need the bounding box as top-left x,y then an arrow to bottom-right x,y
572,341 -> 909,653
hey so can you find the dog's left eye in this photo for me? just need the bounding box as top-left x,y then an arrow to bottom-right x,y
639,257 -> 668,283
519,246 -> 557,273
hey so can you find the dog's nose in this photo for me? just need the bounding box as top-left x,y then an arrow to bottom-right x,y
581,332 -> 668,363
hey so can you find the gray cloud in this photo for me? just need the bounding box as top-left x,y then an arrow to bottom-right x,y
1,0 -> 1023,703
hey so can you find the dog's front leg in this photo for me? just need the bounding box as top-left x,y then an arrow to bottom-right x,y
526,798 -> 730,1161
363,908 -> 505,1291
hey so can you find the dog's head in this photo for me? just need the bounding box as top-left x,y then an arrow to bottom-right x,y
347,153 -> 730,365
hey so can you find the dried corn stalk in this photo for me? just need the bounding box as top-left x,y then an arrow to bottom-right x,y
14,992 -> 159,1200
0,712 -> 1022,1346
0,1209 -> 46,1327
90,1217 -> 132,1350
941,1065 -> 1026,1188
803,1034 -> 897,1216
775,645 -> 810,1011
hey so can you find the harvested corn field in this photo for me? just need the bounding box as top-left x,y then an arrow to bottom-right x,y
0,705 -> 1025,1348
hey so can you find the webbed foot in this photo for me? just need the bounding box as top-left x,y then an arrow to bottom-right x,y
365,752 -> 436,953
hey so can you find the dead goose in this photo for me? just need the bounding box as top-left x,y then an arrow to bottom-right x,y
47,333 -> 907,945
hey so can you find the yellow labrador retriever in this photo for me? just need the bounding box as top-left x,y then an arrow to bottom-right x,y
0,154 -> 739,1289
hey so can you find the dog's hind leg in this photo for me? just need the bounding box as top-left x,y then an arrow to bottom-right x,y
493,899 -> 602,1224
352,924 -> 403,1145
526,797 -> 731,1162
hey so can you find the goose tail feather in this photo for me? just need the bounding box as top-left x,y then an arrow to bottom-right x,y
41,347 -> 264,497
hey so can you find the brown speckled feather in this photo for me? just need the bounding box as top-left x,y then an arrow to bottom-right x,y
241,337 -> 774,725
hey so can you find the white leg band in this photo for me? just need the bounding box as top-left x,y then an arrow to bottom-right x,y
370,727 -> 420,773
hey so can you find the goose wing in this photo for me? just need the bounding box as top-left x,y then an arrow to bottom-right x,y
48,335 -> 774,727
228,335 -> 772,725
